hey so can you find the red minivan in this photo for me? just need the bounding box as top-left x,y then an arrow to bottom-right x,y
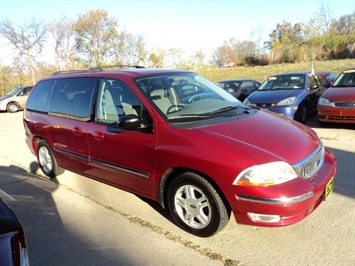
23,68 -> 336,237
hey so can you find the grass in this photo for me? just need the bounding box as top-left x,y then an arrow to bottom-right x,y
197,58 -> 355,83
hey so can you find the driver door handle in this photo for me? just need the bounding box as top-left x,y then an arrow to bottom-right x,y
92,131 -> 104,141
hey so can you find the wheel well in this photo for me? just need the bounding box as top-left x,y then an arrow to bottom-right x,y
7,101 -> 19,107
158,167 -> 231,216
32,136 -> 45,154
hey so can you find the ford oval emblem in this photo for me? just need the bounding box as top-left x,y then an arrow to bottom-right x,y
315,159 -> 321,168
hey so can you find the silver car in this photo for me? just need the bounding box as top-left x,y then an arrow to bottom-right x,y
0,86 -> 33,113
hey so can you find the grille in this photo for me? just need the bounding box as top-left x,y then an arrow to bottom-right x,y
335,102 -> 355,108
328,116 -> 355,121
255,103 -> 274,107
293,144 -> 324,180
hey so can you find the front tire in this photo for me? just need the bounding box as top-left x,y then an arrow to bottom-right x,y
167,172 -> 229,237
37,140 -> 64,177
296,104 -> 307,124
6,102 -> 20,113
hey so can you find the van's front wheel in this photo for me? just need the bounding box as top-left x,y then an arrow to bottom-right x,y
6,102 -> 20,113
37,140 -> 64,177
167,172 -> 229,237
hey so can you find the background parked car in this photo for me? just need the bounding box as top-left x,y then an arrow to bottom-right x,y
216,79 -> 261,101
318,67 -> 355,125
0,85 -> 33,113
243,72 -> 327,123
218,62 -> 235,68
0,197 -> 29,266
316,71 -> 338,88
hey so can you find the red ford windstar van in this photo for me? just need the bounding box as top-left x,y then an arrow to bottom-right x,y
23,67 -> 336,237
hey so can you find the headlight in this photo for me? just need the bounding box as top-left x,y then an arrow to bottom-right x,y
277,97 -> 295,106
318,97 -> 334,106
243,98 -> 251,107
234,161 -> 298,186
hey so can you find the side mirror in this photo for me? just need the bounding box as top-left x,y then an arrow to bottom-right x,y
310,84 -> 318,90
117,115 -> 141,130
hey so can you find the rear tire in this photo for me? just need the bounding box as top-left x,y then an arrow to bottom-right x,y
167,172 -> 229,237
37,140 -> 64,177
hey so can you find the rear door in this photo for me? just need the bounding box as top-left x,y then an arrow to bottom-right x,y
47,77 -> 97,173
87,78 -> 158,198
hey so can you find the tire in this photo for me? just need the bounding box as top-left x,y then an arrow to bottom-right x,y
6,102 -> 20,113
37,140 -> 64,177
167,172 -> 229,237
296,104 -> 307,124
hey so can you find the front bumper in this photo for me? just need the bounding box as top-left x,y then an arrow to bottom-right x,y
230,148 -> 337,226
0,101 -> 8,111
262,106 -> 297,120
318,105 -> 355,124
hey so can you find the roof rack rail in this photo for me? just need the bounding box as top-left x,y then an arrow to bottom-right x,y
90,65 -> 145,70
51,69 -> 100,76
52,65 -> 145,76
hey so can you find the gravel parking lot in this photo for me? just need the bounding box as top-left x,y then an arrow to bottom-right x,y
0,111 -> 354,266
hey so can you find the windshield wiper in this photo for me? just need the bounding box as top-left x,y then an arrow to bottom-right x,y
273,86 -> 289,90
211,106 -> 239,115
167,114 -> 211,121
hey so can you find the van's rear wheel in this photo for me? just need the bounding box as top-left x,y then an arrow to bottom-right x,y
167,172 -> 229,237
37,140 -> 64,177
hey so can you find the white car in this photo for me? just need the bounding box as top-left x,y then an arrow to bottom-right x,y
0,86 -> 33,112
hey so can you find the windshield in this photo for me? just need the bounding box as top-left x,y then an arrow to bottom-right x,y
332,69 -> 355,87
135,72 -> 246,121
258,74 -> 305,91
7,87 -> 23,96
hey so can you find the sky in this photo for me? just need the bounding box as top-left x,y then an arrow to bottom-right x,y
0,0 -> 354,65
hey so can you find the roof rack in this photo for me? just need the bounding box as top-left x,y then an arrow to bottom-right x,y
90,65 -> 145,70
51,69 -> 100,76
52,65 -> 145,75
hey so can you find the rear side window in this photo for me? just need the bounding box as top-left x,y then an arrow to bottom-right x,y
49,78 -> 97,121
26,80 -> 55,113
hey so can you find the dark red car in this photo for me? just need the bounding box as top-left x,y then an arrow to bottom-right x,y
318,67 -> 355,124
316,71 -> 338,88
23,68 -> 336,237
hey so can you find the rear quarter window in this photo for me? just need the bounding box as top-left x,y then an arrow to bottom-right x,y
26,80 -> 55,112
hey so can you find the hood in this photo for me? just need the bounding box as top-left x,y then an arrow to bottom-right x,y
196,111 -> 320,165
248,90 -> 302,103
0,95 -> 12,101
323,86 -> 355,102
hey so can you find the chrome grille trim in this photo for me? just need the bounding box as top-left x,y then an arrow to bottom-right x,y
293,143 -> 324,180
237,191 -> 314,204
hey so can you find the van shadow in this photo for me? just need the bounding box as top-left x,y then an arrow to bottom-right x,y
136,195 -> 174,223
0,163 -> 138,266
325,147 -> 355,199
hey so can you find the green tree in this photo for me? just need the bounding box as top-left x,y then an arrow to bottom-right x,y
265,21 -> 304,63
73,9 -> 120,67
